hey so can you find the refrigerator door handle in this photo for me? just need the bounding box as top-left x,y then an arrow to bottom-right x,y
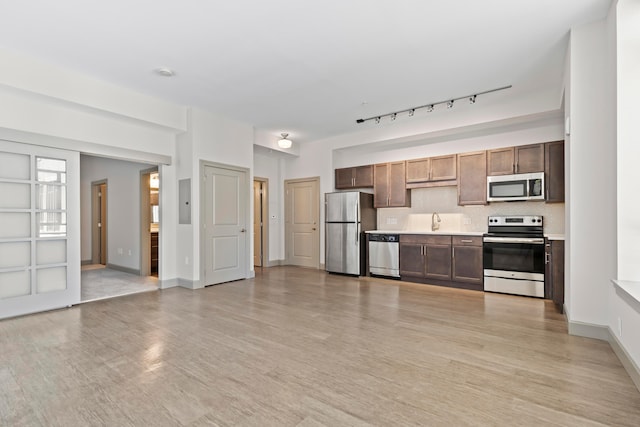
355,199 -> 359,244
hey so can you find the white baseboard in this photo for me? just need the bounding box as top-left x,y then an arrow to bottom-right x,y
608,327 -> 640,393
265,259 -> 285,267
569,320 -> 640,393
159,278 -> 179,289
177,278 -> 200,289
106,263 -> 140,276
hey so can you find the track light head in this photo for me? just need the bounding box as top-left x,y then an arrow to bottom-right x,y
469,95 -> 477,104
375,117 -> 381,124
426,104 -> 434,112
391,113 -> 397,121
447,100 -> 454,109
408,109 -> 415,117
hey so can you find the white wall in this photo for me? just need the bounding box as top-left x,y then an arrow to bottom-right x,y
80,155 -> 154,271
176,107 -> 255,286
253,146 -> 287,263
566,16 -> 617,330
611,0 -> 640,375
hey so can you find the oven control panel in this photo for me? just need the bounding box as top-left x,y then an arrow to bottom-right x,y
487,215 -> 543,226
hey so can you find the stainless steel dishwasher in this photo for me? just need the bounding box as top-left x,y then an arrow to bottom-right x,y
368,233 -> 400,278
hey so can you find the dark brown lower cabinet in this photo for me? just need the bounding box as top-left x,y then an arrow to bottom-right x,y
400,234 -> 482,290
545,239 -> 564,313
452,236 -> 483,285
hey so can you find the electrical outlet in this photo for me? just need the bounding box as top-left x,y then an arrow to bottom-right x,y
618,317 -> 622,337
463,217 -> 472,225
185,256 -> 189,265
128,249 -> 132,256
117,248 -> 123,255
386,217 -> 398,225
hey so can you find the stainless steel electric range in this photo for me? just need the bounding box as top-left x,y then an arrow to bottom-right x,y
483,215 -> 545,298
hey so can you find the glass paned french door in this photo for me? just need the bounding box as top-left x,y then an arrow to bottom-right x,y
0,141 -> 79,319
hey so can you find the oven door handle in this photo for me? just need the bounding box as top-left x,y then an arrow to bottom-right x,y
483,237 -> 545,244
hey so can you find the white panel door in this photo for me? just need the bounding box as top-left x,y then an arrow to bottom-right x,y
0,140 -> 80,320
203,165 -> 247,285
285,178 -> 320,268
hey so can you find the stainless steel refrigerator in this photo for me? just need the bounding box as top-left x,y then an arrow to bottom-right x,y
325,191 -> 376,276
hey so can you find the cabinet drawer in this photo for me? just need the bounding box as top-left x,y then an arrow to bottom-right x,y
452,236 -> 482,246
400,234 -> 451,245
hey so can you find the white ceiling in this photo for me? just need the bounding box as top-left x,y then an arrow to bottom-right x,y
0,0 -> 611,143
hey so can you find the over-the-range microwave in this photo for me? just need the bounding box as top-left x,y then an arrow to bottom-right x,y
487,172 -> 544,202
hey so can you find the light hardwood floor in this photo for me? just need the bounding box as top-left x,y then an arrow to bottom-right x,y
1,266 -> 639,426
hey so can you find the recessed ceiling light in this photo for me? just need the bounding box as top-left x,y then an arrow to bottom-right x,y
154,67 -> 175,77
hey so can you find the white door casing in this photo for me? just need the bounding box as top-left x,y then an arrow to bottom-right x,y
0,140 -> 80,320
202,163 -> 248,285
285,177 -> 320,269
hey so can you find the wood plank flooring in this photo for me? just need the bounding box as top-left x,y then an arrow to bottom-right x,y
1,266 -> 639,426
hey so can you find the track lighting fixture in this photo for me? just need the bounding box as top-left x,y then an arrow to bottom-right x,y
277,133 -> 292,149
355,85 -> 512,125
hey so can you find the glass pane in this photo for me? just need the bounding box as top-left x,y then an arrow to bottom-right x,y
0,182 -> 31,209
36,240 -> 66,265
36,267 -> 66,294
37,170 -> 66,183
0,213 -> 31,238
0,270 -> 31,299
36,157 -> 66,172
0,151 -> 30,180
37,184 -> 66,210
37,212 -> 67,237
0,242 -> 31,268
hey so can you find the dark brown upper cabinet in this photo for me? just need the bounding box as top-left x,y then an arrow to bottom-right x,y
487,144 -> 544,176
457,151 -> 487,206
545,141 -> 565,203
335,165 -> 374,189
374,162 -> 410,208
406,154 -> 457,188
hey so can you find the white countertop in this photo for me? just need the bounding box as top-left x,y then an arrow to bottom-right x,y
612,280 -> 640,306
545,234 -> 565,240
366,230 -> 485,236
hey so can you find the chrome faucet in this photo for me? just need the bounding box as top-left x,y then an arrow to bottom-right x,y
432,212 -> 441,231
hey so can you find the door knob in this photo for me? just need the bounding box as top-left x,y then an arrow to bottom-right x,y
312,227 -> 316,231
240,228 -> 246,233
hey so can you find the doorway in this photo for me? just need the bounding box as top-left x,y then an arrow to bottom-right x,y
201,162 -> 249,286
140,167 -> 159,277
284,177 -> 320,269
253,178 -> 269,268
91,180 -> 107,265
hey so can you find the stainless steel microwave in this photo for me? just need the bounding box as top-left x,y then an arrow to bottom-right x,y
487,172 -> 545,202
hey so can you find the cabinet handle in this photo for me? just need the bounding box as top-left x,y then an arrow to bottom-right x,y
545,253 -> 550,264
515,163 -> 519,173
460,239 -> 473,243
452,247 -> 455,259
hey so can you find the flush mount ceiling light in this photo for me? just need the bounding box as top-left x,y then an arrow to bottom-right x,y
154,67 -> 175,77
277,133 -> 292,149
355,85 -> 512,124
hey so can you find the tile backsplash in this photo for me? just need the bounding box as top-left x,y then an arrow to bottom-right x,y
377,186 -> 565,235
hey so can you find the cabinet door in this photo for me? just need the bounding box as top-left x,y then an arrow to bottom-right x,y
452,245 -> 483,284
388,161 -> 410,207
373,163 -> 389,208
551,240 -> 565,309
406,158 -> 430,183
399,242 -> 425,278
425,244 -> 452,281
545,141 -> 565,203
487,147 -> 514,176
353,165 -> 374,188
335,167 -> 354,189
457,151 -> 487,205
430,154 -> 457,181
515,144 -> 544,173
